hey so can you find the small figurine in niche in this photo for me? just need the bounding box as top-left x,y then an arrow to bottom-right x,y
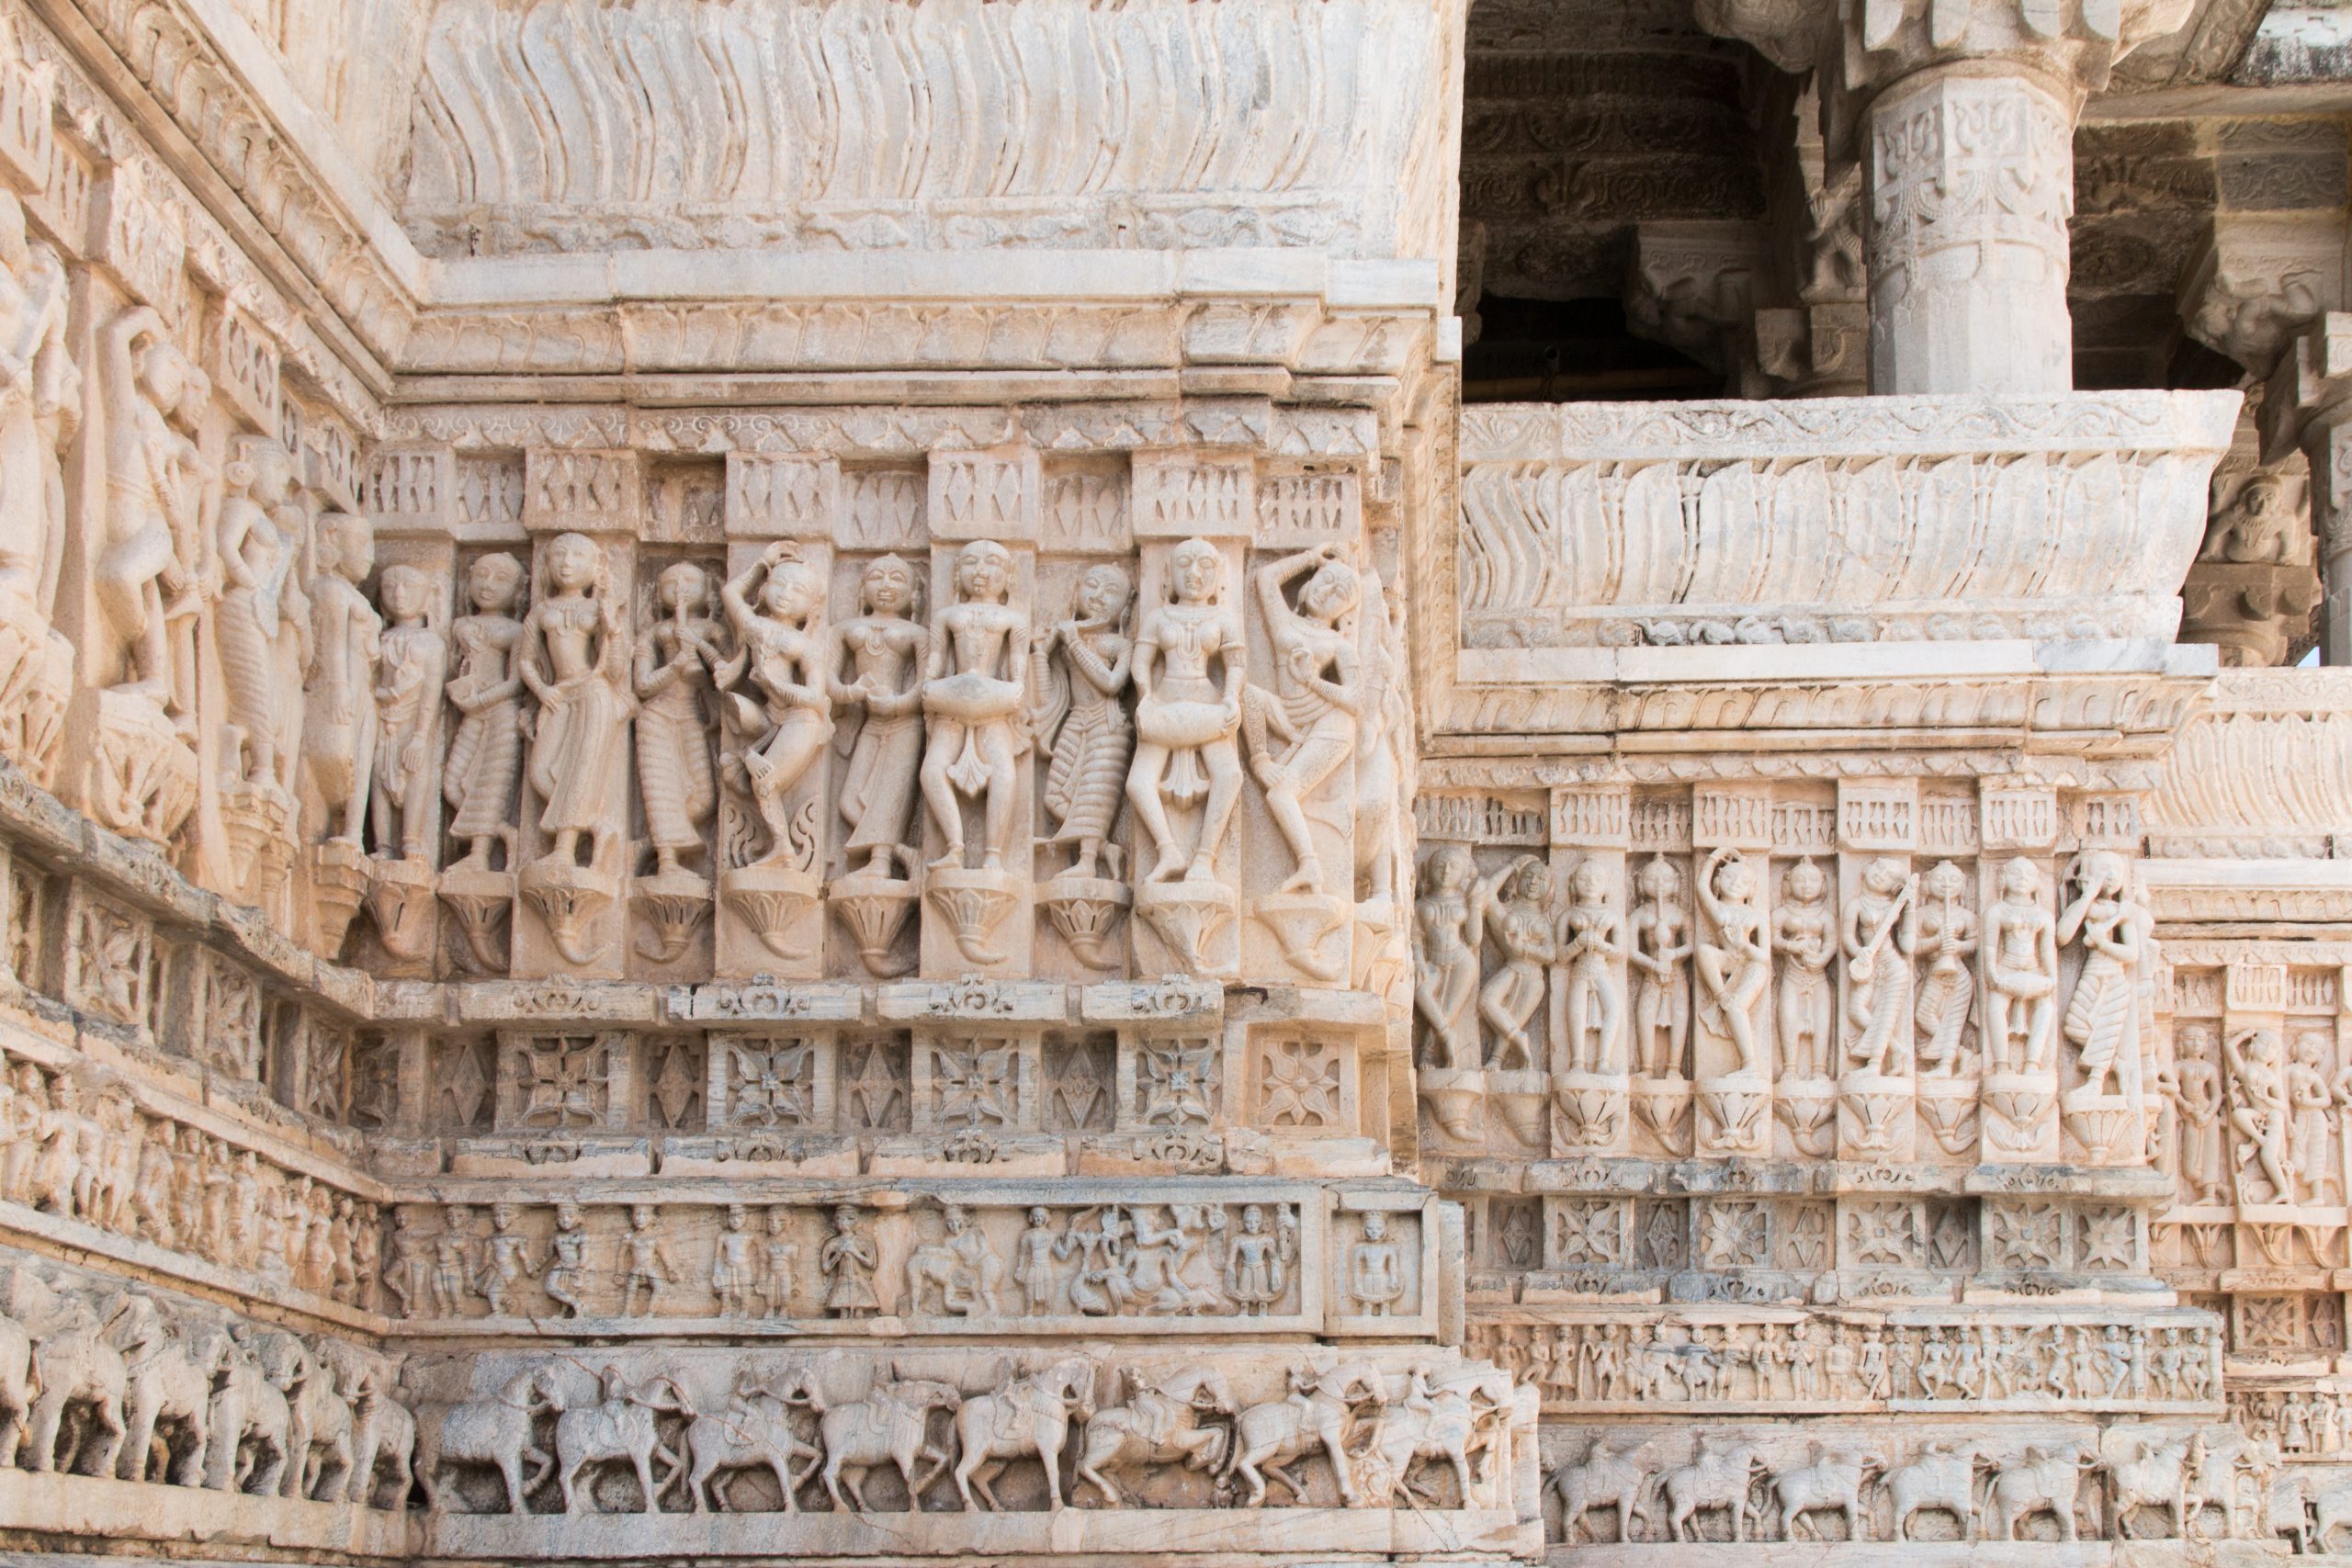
381,1208 -> 425,1319
1629,854 -> 1693,1077
618,1201 -> 677,1316
443,553 -> 528,871
1347,1211 -> 1406,1316
820,1202 -> 880,1318
829,554 -> 928,879
1241,543 -> 1361,897
763,1204 -> 800,1318
1694,847 -> 1770,1076
543,1200 -> 589,1318
719,543 -> 833,867
1913,860 -> 1978,1075
712,1202 -> 759,1317
95,305 -> 201,715
520,532 -> 635,872
1984,857 -> 2057,1073
2165,1025 -> 2227,1205
632,560 -> 726,878
1556,858 -> 1626,1074
1774,859 -> 1835,1078
2200,471 -> 2295,563
0,188 -> 72,635
346,1199 -> 379,1309
1030,563 -> 1135,881
1013,1206 -> 1061,1316
475,1200 -> 539,1317
1477,855 -> 1553,1071
1127,538 -> 1248,884
427,1203 -> 476,1317
2277,1034 -> 2333,1213
919,539 -> 1032,872
1224,1203 -> 1289,1316
371,565 -> 447,861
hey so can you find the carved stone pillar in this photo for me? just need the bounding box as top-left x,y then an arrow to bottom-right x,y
1864,67 -> 2075,393
2264,313 -> 2352,663
1695,0 -> 2198,394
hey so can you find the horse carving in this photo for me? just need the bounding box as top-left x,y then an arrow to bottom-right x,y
1653,1438 -> 1766,1543
684,1365 -> 827,1513
1351,1382 -> 1492,1510
954,1356 -> 1097,1511
414,1369 -> 559,1514
1217,1359 -> 1385,1508
555,1370 -> 692,1514
1769,1445 -> 1883,1542
1548,1436 -> 1652,1544
1885,1441 -> 1976,1543
819,1367 -> 962,1513
1075,1365 -> 1236,1506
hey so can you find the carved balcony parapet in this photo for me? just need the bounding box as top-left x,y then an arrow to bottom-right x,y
2145,671 -> 2352,863
1454,391 -> 2239,691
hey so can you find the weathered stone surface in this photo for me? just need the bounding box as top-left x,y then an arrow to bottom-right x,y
1,2 -> 2349,1567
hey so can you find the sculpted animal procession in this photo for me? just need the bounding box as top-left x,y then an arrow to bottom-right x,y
0,0 -> 2348,1566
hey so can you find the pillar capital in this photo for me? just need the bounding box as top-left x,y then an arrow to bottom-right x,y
1696,0 -> 2199,104
1701,0 -> 2198,394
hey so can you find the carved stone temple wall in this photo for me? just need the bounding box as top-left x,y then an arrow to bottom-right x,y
1,0 -> 2351,1564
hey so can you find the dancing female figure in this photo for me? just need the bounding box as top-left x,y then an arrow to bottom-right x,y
2056,851 -> 2151,1098
632,561 -> 724,877
1630,855 -> 1693,1077
519,532 -> 633,872
830,555 -> 927,880
1694,847 -> 1770,1076
1241,544 -> 1361,897
1126,539 -> 1247,884
1479,856 -> 1554,1071
443,553 -> 527,871
1032,563 -> 1135,881
1913,860 -> 1978,1074
719,544 -> 832,867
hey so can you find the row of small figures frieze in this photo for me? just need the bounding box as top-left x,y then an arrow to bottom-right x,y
1438,1155 -> 2173,1199
1475,1274 -> 2158,1308
392,1125 -> 1268,1181
0,1041 -> 389,1324
378,1190 -> 1429,1329
1494,1314 -> 2221,1412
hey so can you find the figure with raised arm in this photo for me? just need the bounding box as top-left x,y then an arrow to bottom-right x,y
719,543 -> 832,866
1241,544 -> 1361,897
1694,847 -> 1770,1076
